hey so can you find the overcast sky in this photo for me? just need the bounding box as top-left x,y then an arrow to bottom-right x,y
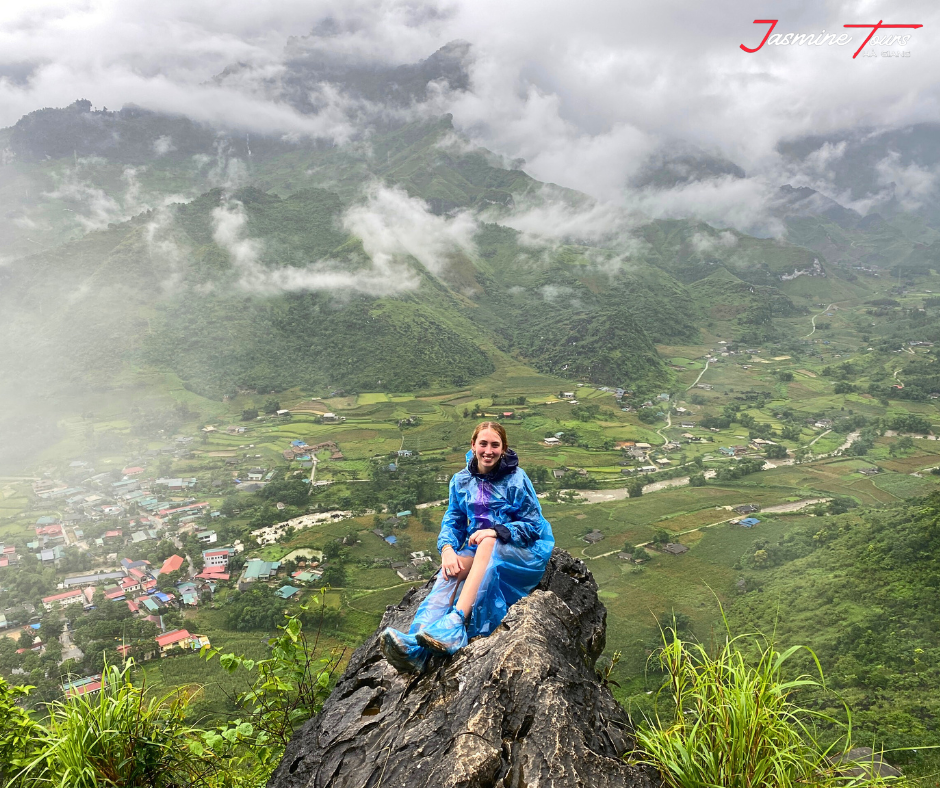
1,0 -> 937,210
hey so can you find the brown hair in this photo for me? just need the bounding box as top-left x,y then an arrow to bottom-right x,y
471,421 -> 508,451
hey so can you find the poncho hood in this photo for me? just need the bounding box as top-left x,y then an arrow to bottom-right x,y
465,448 -> 519,480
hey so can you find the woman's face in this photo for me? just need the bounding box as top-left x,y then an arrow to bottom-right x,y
472,428 -> 504,473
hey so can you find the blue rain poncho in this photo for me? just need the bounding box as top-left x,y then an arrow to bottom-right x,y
408,449 -> 554,641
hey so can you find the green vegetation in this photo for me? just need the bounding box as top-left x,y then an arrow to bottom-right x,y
7,97 -> 940,784
14,662 -> 225,788
635,628 -> 898,788
3,606 -> 340,788
726,493 -> 940,776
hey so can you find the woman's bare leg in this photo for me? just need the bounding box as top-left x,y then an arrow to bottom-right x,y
454,536 -> 496,617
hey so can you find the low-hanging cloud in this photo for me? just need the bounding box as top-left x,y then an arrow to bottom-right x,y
3,0 -> 940,236
212,184 -> 478,296
44,160 -> 148,231
500,197 -> 647,252
875,151 -> 940,211
690,229 -> 738,255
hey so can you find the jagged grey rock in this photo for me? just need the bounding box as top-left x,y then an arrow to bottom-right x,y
268,549 -> 659,788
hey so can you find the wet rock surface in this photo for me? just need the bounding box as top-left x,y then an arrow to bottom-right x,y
268,549 -> 659,788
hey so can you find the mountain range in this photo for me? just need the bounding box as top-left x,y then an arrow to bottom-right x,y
1,41 -> 939,417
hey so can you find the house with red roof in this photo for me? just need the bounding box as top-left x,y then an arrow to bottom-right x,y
120,577 -> 141,593
202,548 -> 232,569
42,588 -> 84,611
63,675 -> 102,698
196,567 -> 230,581
155,628 -> 210,655
159,555 -> 185,575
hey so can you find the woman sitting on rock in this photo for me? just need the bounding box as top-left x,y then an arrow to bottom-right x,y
381,421 -> 555,673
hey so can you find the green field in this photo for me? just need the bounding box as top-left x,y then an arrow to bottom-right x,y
6,279 -> 940,746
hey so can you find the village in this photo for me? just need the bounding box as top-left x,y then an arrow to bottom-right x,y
0,429 -> 414,700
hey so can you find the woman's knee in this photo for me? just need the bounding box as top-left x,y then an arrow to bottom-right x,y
454,554 -> 474,580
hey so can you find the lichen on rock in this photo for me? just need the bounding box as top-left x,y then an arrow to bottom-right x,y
268,549 -> 659,788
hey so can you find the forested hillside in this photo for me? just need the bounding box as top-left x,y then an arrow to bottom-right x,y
728,493 -> 940,774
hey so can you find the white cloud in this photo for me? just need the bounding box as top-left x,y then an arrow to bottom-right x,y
152,135 -> 176,155
624,175 -> 787,238
342,183 -> 478,276
44,159 -> 149,230
875,151 -> 940,210
501,197 -> 645,250
691,230 -> 738,255
212,184 -> 477,296
2,0 -> 940,233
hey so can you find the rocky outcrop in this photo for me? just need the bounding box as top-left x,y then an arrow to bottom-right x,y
268,549 -> 659,788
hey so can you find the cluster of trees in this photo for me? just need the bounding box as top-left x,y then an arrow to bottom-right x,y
68,598 -> 160,677
714,458 -> 764,482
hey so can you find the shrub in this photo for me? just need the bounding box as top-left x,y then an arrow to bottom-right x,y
633,628 -> 896,788
15,662 -> 224,788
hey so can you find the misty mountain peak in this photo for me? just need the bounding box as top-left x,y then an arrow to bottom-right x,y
630,146 -> 745,190
212,39 -> 472,115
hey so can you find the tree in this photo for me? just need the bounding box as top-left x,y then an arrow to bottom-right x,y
40,613 -> 64,641
320,564 -> 347,587
780,425 -> 802,441
0,677 -> 44,782
896,435 -> 915,452
322,540 -> 344,560
263,398 -> 280,414
764,444 -> 788,459
627,480 -> 644,498
241,408 -> 259,421
689,474 -> 707,487
776,371 -> 794,382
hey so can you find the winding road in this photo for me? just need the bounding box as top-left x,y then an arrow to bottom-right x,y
655,409 -> 672,446
803,303 -> 836,339
687,360 -> 711,390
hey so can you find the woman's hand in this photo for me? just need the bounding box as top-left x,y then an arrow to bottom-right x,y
468,528 -> 498,546
440,546 -> 462,579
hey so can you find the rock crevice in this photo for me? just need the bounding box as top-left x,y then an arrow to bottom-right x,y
268,549 -> 658,788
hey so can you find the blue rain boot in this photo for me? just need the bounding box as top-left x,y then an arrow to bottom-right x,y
380,628 -> 430,674
415,608 -> 468,655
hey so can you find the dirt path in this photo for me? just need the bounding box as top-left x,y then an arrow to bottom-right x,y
655,409 -> 672,445
687,360 -> 711,390
893,368 -> 904,388
580,496 -> 830,559
807,429 -> 832,447
803,303 -> 836,339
